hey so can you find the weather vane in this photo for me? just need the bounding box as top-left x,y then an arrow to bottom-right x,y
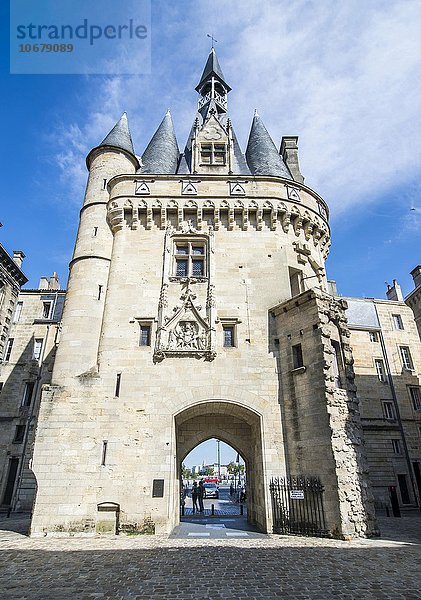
207,33 -> 218,48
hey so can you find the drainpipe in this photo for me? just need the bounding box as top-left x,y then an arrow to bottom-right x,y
374,306 -> 420,510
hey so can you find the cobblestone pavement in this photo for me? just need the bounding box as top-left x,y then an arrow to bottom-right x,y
0,513 -> 420,599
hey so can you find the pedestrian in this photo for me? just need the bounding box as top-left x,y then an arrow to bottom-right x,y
191,481 -> 199,513
230,482 -> 234,496
198,480 -> 205,512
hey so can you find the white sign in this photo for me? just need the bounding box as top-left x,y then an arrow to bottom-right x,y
290,490 -> 304,500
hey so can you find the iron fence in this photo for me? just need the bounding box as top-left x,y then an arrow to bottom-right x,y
270,476 -> 328,537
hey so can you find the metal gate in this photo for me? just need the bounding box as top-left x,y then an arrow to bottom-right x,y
270,476 -> 328,537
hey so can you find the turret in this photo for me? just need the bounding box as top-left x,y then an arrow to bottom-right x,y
52,114 -> 139,382
246,111 -> 292,179
139,110 -> 179,174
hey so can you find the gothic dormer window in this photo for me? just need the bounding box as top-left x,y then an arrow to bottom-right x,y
200,142 -> 226,165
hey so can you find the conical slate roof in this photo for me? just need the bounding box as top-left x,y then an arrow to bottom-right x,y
195,48 -> 231,92
245,112 -> 291,179
99,112 -> 135,155
139,111 -> 180,174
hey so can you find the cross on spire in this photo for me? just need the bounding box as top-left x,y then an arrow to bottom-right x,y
207,33 -> 218,48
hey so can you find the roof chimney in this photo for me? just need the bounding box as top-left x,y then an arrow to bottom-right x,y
410,265 -> 421,289
386,279 -> 403,302
49,272 -> 60,290
12,250 -> 25,268
280,136 -> 304,184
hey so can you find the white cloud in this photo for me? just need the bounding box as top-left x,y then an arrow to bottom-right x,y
48,0 -> 421,222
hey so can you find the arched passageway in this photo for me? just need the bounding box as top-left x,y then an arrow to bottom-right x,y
175,401 -> 267,531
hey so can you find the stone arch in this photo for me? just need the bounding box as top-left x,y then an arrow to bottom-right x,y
174,398 -> 268,531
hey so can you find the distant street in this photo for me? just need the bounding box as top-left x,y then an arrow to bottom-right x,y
182,483 -> 245,517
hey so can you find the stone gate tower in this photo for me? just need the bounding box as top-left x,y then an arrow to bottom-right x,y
31,49 -> 377,537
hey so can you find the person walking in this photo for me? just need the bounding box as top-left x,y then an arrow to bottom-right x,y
191,481 -> 199,513
198,480 -> 205,512
230,482 -> 234,496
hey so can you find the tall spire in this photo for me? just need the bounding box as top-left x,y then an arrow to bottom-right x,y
140,110 -> 179,174
246,112 -> 292,179
196,48 -> 231,117
99,112 -> 135,156
195,48 -> 231,93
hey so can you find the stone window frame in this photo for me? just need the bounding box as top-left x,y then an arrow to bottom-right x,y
391,439 -> 401,454
219,317 -> 241,349
200,142 -> 227,166
409,386 -> 421,411
4,338 -> 14,362
369,331 -> 379,343
399,345 -> 414,371
21,381 -> 35,407
13,301 -> 23,323
33,338 -> 44,362
133,317 -> 156,350
13,424 -> 26,444
42,300 -> 52,320
172,237 -> 208,280
292,343 -> 304,370
374,358 -> 387,383
382,400 -> 395,420
391,313 -> 404,330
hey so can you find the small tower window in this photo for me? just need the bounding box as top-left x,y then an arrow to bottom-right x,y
200,143 -> 226,165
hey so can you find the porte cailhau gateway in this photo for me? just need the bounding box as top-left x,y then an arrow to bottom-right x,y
29,49 -> 381,537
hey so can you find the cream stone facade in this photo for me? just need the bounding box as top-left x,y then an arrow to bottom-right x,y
28,49 -> 379,538
346,293 -> 421,509
406,266 -> 421,341
0,275 -> 64,511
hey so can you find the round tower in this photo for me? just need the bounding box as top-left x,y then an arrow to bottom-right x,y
52,114 -> 139,382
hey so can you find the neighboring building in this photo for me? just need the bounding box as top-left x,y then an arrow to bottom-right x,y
345,282 -> 421,510
30,49 -> 377,538
0,274 -> 65,511
405,266 -> 421,340
0,245 -> 27,360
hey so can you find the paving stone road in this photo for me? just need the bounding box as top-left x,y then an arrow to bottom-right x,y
0,512 -> 420,599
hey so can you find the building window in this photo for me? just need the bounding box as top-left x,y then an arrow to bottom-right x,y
115,373 -> 121,398
392,314 -> 404,330
374,359 -> 387,382
13,301 -> 23,323
397,474 -> 411,504
399,346 -> 413,370
331,340 -> 343,388
33,339 -> 43,361
22,382 -> 35,407
140,325 -> 151,347
289,267 -> 303,297
200,143 -> 226,165
13,424 -> 25,443
369,331 -> 378,343
174,241 -> 206,278
409,387 -> 421,411
42,301 -> 52,319
292,344 -> 304,369
382,401 -> 395,420
223,325 -> 235,348
391,439 -> 401,454
4,338 -> 14,362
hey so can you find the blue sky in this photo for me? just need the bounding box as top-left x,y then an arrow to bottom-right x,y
2,0 -> 420,298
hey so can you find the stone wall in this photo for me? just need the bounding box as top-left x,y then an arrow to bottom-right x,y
271,289 -> 378,538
